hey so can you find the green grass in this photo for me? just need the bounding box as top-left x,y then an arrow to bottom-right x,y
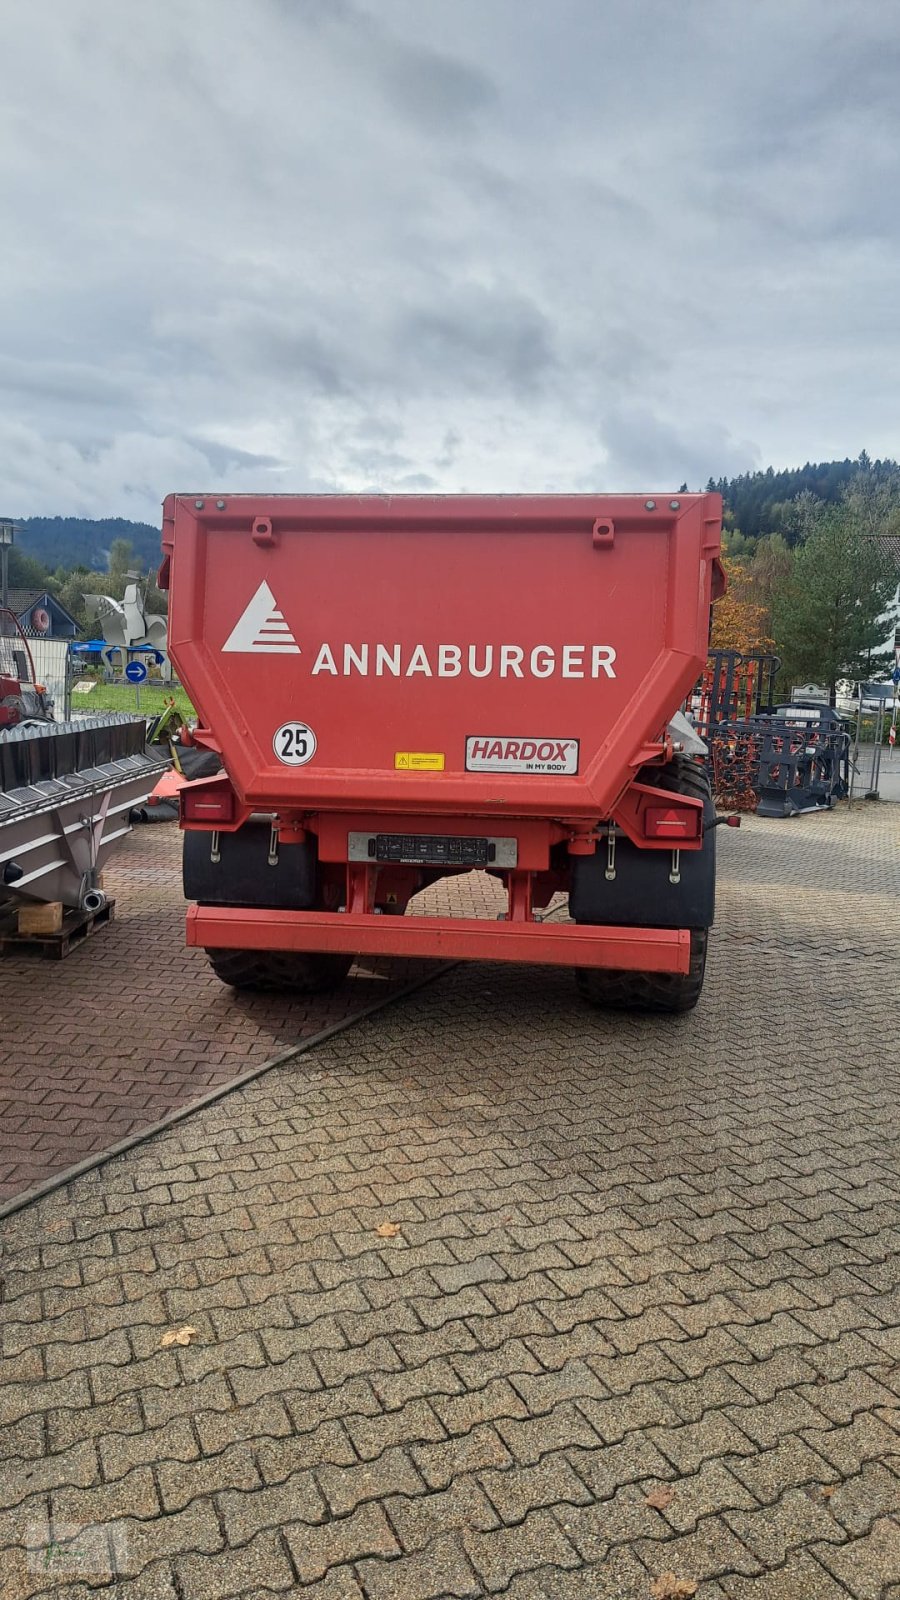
72,679 -> 196,719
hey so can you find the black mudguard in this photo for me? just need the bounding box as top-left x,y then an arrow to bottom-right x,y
183,820 -> 318,909
569,817 -> 716,929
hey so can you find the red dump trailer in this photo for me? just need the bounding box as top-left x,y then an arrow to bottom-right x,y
161,492 -> 725,1010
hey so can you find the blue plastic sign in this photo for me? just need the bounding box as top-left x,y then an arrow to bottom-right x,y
892,665 -> 900,685
124,660 -> 148,685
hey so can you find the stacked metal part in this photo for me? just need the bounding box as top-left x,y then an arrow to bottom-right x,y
0,712 -> 170,910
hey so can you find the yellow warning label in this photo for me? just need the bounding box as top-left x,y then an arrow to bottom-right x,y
395,752 -> 445,771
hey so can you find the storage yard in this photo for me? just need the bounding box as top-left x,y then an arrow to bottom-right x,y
1,800 -> 898,1597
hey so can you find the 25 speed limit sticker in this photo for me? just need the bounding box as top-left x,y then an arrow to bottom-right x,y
273,721 -> 317,765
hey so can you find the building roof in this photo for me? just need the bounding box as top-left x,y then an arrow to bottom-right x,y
4,589 -> 82,629
5,588 -> 43,614
876,534 -> 900,569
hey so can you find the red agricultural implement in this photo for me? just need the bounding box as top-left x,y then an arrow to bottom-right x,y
0,608 -> 53,728
161,493 -> 726,1011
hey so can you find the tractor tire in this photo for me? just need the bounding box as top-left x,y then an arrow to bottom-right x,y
205,948 -> 353,993
576,928 -> 708,1013
643,753 -> 712,805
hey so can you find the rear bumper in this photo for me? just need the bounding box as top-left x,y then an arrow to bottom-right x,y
186,906 -> 691,973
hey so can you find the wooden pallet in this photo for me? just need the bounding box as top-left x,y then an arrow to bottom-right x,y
0,899 -> 116,960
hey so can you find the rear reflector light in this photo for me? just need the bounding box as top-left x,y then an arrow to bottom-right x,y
644,805 -> 701,839
181,783 -> 235,824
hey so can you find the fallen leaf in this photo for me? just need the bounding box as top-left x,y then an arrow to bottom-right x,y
160,1326 -> 199,1348
375,1222 -> 402,1238
645,1484 -> 676,1510
650,1575 -> 698,1600
821,1484 -> 837,1499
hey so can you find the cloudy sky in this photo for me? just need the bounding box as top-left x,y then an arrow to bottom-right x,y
1,0 -> 898,522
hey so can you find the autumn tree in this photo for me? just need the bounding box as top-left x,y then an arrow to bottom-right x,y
710,558 -> 775,654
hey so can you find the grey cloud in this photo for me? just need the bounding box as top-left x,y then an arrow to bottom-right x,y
377,42 -> 497,132
599,406 -> 760,492
187,438 -> 284,473
0,356 -> 135,409
0,0 -> 897,518
397,288 -> 556,397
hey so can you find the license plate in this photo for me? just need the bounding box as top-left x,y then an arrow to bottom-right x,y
347,832 -> 518,867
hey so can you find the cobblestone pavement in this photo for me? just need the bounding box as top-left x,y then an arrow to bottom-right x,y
0,827 -> 503,1205
1,803 -> 899,1598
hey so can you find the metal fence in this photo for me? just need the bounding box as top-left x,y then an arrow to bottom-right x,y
19,636 -> 72,720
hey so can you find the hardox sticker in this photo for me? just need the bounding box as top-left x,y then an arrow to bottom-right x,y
466,736 -> 579,774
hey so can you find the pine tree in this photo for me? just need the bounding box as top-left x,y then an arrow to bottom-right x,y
772,503 -> 899,702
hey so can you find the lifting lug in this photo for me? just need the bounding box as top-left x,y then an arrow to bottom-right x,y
252,516 -> 276,547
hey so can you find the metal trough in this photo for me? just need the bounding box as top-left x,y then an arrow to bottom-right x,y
0,714 -> 170,910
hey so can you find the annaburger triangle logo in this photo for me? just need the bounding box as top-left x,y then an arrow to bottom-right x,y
222,581 -> 300,654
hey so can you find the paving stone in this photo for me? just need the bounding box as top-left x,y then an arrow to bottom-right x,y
357,1531 -> 481,1600
217,1471 -> 326,1544
413,1421 -> 514,1491
449,1339 -> 542,1389
826,1459 -> 900,1536
568,1432 -> 677,1502
796,1368 -> 898,1425
284,1500 -> 400,1582
316,1444 -> 424,1515
0,1440 -> 100,1505
346,1397 -> 447,1461
464,1507 -> 580,1592
176,1527 -> 295,1597
724,1487 -> 845,1566
649,1413 -> 758,1476
496,1401 -> 603,1466
657,1364 -> 754,1425
255,1420 -> 358,1485
431,1256 -> 508,1293
122,1496 -> 224,1567
557,1481 -> 663,1559
432,1376 -> 528,1436
97,1417 -> 198,1483
279,1375 -> 381,1434
723,1390 -> 826,1449
50,1464 -> 161,1525
510,1358 -> 609,1414
806,1412 -> 900,1477
730,1435 -> 837,1505
194,1392 -> 293,1455
157,1440 -> 263,1512
479,1450 -> 593,1525
647,1458 -> 758,1534
720,1550 -> 854,1598
815,1515 -> 900,1599
385,1477 -> 499,1553
0,1373 -> 92,1432
726,1348 -> 820,1402
391,1321 -> 480,1367
636,1513 -> 763,1583
142,1371 -> 233,1430
664,1327 -> 753,1380
264,1569 -> 364,1600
